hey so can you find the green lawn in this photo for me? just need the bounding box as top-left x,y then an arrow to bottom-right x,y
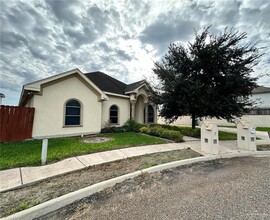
0,133 -> 166,170
218,125 -> 237,128
174,126 -> 237,140
218,131 -> 237,140
218,126 -> 270,132
256,127 -> 270,132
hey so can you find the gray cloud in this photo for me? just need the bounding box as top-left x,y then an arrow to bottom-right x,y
28,45 -> 50,61
140,19 -> 197,53
45,0 -> 80,25
1,31 -> 29,49
115,49 -> 132,61
0,0 -> 269,105
99,42 -> 113,52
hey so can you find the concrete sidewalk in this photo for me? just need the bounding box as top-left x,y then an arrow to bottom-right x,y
0,135 -> 268,193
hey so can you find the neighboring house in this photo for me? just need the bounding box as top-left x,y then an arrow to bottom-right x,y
0,93 -> 5,105
19,69 -> 156,138
158,85 -> 270,127
242,86 -> 270,127
248,86 -> 270,115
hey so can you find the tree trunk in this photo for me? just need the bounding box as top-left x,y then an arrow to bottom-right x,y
191,113 -> 196,129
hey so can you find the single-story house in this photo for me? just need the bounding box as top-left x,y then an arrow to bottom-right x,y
19,68 -> 156,138
249,86 -> 270,115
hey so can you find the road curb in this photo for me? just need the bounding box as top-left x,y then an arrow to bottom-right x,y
141,155 -> 220,174
2,152 -> 270,220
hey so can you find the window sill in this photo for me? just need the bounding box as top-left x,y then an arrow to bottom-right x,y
62,125 -> 83,128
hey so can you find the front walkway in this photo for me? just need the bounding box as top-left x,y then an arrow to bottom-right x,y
0,135 -> 268,192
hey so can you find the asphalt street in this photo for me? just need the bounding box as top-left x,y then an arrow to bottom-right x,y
40,157 -> 270,220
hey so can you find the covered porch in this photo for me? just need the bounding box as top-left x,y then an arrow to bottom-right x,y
130,93 -> 157,124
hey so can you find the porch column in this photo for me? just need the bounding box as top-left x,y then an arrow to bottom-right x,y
144,103 -> 148,124
131,101 -> 136,119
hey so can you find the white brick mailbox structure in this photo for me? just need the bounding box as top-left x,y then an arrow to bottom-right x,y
236,120 -> 256,151
201,121 -> 220,154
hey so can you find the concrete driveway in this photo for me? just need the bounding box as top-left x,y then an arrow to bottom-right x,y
40,157 -> 270,220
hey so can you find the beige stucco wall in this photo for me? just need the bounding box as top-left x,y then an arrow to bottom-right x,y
101,95 -> 130,127
31,76 -> 102,138
158,116 -> 192,126
158,115 -> 270,127
239,115 -> 270,127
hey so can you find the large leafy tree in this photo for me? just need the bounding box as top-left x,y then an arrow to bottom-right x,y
152,27 -> 262,128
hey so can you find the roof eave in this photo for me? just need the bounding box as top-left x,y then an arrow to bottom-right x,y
125,82 -> 149,94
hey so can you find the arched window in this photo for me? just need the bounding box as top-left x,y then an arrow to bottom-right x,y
65,99 -> 81,126
110,105 -> 118,124
148,105 -> 154,123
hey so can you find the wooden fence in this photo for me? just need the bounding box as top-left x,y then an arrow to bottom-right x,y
0,105 -> 35,142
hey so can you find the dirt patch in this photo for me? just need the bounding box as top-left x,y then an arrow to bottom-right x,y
257,144 -> 270,151
0,149 -> 201,217
81,137 -> 111,144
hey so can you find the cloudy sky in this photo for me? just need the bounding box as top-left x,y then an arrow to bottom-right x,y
1,0 -> 269,105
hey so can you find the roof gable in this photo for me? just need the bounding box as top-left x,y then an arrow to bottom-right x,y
19,69 -> 108,106
125,80 -> 146,93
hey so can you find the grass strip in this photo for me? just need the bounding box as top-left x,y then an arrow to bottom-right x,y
0,133 -> 166,170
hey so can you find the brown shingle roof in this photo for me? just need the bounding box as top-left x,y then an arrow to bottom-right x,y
85,71 -> 145,95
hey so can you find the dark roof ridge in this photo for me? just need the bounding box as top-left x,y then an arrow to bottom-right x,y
85,71 -> 127,95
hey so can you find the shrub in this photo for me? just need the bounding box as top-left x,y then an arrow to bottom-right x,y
139,126 -> 150,133
140,125 -> 183,142
100,127 -> 126,133
160,129 -> 183,142
101,119 -> 143,133
150,124 -> 201,138
123,119 -> 144,132
177,127 -> 200,138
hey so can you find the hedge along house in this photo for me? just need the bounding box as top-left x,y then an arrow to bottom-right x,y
19,68 -> 157,139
